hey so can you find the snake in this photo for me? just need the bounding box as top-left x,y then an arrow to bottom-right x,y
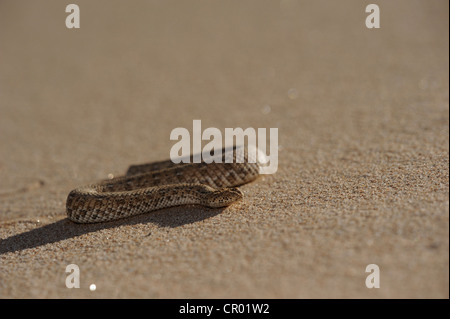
66,145 -> 266,223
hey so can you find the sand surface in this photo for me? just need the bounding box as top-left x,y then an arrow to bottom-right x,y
0,0 -> 448,298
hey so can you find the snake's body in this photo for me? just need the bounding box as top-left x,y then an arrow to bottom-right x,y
66,146 -> 265,223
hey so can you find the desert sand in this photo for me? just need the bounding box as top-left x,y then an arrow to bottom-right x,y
0,0 -> 448,298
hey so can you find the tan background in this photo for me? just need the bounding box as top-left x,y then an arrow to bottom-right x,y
0,0 -> 448,298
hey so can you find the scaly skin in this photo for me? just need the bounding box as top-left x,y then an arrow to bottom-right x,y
66,146 -> 264,223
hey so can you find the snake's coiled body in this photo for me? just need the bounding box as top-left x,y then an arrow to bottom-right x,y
66,146 -> 265,223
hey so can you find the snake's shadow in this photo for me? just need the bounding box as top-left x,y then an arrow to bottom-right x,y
0,207 -> 224,255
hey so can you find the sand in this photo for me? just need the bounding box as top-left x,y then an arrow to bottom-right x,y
0,0 -> 448,298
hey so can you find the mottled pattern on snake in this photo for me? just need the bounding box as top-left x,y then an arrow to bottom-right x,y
66,146 -> 265,223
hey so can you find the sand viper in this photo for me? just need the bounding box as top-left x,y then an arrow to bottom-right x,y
66,145 -> 266,223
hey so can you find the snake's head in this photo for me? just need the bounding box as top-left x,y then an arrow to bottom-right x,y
204,187 -> 243,208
